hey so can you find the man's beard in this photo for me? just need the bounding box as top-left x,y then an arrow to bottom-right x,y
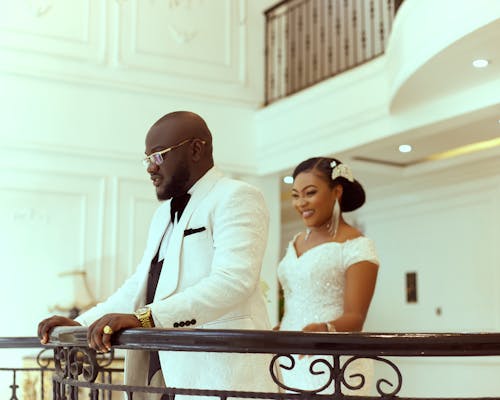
157,160 -> 191,200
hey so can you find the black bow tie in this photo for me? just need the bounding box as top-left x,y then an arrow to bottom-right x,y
170,193 -> 191,223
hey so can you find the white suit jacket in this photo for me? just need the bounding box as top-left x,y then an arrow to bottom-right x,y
76,168 -> 277,396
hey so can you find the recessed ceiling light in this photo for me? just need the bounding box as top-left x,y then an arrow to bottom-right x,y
472,59 -> 489,68
283,176 -> 293,184
399,144 -> 412,153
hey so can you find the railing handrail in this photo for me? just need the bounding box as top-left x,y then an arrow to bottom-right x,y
0,336 -> 46,348
264,0 -> 308,16
32,327 -> 500,357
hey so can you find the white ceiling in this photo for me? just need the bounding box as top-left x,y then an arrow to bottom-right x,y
348,107 -> 500,167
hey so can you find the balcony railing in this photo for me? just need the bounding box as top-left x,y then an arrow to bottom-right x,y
0,336 -> 120,400
3,328 -> 500,400
264,0 -> 403,105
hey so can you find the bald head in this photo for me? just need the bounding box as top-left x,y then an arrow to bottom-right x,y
144,111 -> 214,199
152,111 -> 212,151
148,111 -> 213,164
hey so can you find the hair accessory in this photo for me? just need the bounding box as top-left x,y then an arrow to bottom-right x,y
330,162 -> 354,183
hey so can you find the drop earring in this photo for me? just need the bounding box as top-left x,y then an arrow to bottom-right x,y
328,198 -> 340,238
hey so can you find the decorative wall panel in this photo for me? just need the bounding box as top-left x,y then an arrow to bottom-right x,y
0,0 -> 266,104
0,143 -> 160,324
0,168 -> 105,336
116,0 -> 246,84
0,0 -> 105,62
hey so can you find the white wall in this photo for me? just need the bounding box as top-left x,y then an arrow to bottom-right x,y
362,159 -> 500,333
0,73 -> 261,171
365,182 -> 500,332
357,157 -> 500,395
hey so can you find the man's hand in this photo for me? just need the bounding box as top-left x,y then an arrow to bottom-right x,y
38,316 -> 81,344
87,313 -> 141,353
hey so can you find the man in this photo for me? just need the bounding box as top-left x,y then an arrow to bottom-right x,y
38,111 -> 276,397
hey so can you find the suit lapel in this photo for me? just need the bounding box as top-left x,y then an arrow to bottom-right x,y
154,168 -> 223,300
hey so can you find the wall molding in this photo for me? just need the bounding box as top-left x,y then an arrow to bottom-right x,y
0,167 -> 107,301
0,0 -> 263,106
0,0 -> 106,63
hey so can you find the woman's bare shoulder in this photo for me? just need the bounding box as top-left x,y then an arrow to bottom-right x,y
338,224 -> 364,242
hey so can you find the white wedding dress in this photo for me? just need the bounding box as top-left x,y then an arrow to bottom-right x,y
277,235 -> 379,395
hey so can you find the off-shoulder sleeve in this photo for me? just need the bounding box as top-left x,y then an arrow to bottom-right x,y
342,237 -> 380,269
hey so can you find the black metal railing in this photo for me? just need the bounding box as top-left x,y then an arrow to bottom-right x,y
13,327 -> 500,400
264,0 -> 403,104
0,337 -> 50,400
0,337 -> 121,400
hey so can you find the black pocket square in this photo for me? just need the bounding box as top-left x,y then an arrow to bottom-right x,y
184,227 -> 206,237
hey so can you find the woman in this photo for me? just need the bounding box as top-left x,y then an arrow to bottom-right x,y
276,157 -> 379,394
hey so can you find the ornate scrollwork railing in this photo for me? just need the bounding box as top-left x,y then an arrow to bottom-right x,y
0,337 -> 119,400
0,338 -> 53,400
3,331 -> 500,399
43,327 -> 500,400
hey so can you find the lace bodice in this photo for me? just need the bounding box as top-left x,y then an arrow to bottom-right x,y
276,235 -> 379,394
278,235 -> 379,331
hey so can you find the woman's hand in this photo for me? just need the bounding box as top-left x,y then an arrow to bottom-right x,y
298,322 -> 329,359
302,322 -> 328,332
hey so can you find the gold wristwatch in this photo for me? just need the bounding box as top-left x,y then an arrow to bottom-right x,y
134,306 -> 154,328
